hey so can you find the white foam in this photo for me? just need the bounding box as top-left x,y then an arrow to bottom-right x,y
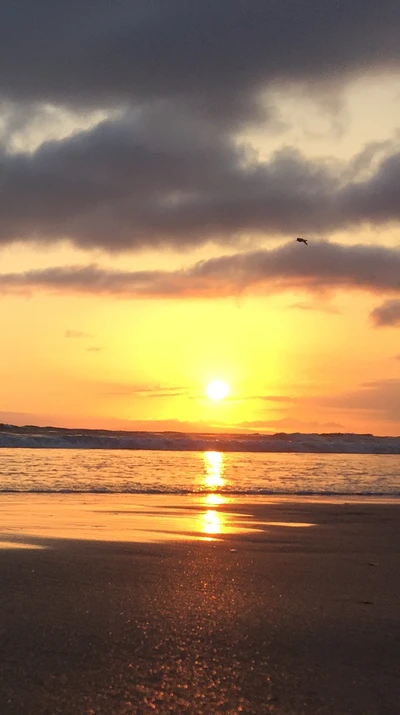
0,427 -> 399,454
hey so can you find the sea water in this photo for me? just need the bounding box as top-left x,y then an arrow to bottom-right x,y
0,448 -> 399,496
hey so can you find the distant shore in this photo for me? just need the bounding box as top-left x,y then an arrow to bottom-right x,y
1,423 -> 400,453
0,498 -> 399,714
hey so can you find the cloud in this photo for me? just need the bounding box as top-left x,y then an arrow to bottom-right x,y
65,329 -> 93,338
255,395 -> 299,403
248,380 -> 400,430
1,107 -> 400,251
100,382 -> 188,398
1,242 -> 400,307
0,412 -> 235,433
370,299 -> 400,327
1,1 -> 400,121
288,301 -> 341,314
0,100 -> 44,146
0,113 -> 337,250
238,418 -> 344,432
308,379 -> 400,422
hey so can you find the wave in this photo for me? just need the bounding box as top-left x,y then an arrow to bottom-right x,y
1,487 -> 400,496
1,425 -> 400,453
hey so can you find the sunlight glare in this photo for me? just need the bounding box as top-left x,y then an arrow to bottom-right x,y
201,509 -> 223,536
206,379 -> 230,401
204,450 -> 225,490
204,493 -> 226,506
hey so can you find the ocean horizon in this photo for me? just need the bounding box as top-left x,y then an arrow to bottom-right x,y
1,423 -> 400,454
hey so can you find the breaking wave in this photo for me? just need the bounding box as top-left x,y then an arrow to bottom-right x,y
1,425 -> 400,453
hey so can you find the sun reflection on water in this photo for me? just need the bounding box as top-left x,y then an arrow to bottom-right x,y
203,451 -> 225,491
197,452 -> 229,538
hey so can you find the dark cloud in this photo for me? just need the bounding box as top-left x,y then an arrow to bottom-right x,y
0,112 -> 336,249
1,242 -> 400,305
370,299 -> 400,327
1,110 -> 400,250
65,329 -> 93,338
1,4 -> 400,254
1,1 -> 400,119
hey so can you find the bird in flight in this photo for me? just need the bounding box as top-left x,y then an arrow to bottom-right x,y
296,237 -> 308,245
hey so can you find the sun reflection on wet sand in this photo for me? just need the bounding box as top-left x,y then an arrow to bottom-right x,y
0,541 -> 46,549
199,453 -> 227,539
0,493 -> 315,545
203,493 -> 226,506
201,509 -> 223,536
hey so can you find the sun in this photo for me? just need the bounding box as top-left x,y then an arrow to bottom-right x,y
206,379 -> 230,401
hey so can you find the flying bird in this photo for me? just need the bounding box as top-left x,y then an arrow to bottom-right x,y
296,237 -> 308,245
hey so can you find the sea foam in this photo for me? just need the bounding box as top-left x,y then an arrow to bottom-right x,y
0,424 -> 399,453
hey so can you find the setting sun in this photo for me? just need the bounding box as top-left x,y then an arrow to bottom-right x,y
206,380 -> 230,401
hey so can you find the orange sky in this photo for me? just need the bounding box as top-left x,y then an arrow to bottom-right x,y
1,6 -> 400,436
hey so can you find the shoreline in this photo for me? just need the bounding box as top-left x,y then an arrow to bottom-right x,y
0,498 -> 399,713
1,493 -> 400,545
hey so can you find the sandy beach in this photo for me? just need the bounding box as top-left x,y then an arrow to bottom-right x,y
0,498 -> 399,714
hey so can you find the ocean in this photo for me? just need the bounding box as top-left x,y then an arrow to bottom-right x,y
1,448 -> 399,496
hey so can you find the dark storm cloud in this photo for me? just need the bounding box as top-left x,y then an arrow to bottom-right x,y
1,1 -> 400,117
2,110 -> 400,250
370,299 -> 400,327
1,242 -> 400,303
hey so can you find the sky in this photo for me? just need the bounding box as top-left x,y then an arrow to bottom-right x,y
1,1 -> 400,436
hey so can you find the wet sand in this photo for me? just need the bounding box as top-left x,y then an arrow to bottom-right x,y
0,499 -> 399,714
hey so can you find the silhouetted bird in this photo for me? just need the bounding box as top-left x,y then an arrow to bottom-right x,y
296,237 -> 308,245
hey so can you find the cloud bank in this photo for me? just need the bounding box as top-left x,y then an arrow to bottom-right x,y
0,2 -> 400,251
1,243 -> 400,326
310,379 -> 400,423
1,113 -> 400,250
1,1 -> 400,116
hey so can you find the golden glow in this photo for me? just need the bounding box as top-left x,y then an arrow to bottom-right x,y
201,509 -> 223,536
4,80 -> 400,437
0,541 -> 46,550
203,451 -> 225,490
199,458 -> 227,536
204,493 -> 226,506
206,379 -> 230,401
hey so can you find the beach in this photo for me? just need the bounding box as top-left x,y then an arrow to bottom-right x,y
0,498 -> 399,714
